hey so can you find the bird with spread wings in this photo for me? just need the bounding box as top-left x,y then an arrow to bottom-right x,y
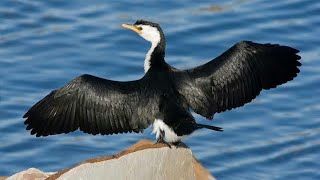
24,20 -> 301,144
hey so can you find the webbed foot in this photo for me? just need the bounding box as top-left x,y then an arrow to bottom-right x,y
155,138 -> 172,148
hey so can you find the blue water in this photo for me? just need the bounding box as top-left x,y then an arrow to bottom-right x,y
1,0 -> 319,179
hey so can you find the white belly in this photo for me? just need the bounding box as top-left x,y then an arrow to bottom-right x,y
152,119 -> 186,143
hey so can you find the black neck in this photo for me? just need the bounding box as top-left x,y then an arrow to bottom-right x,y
150,32 -> 166,68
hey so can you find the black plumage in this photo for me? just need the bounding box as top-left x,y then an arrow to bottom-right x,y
24,74 -> 162,136
24,20 -> 301,142
173,41 -> 301,119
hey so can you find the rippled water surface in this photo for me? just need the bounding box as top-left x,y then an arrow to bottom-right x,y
1,0 -> 319,179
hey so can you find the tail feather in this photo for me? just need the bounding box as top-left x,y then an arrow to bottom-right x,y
197,124 -> 223,132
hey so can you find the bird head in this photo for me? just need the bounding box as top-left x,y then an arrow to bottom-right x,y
122,20 -> 164,45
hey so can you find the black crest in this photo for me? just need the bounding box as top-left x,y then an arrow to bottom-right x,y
134,19 -> 160,28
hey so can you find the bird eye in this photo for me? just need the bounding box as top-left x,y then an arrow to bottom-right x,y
138,27 -> 143,30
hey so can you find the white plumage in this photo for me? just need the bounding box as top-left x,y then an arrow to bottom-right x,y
152,119 -> 186,143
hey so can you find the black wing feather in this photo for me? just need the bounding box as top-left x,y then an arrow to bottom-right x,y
173,41 -> 301,119
24,74 -> 158,137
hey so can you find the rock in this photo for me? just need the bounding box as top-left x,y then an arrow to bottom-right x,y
6,168 -> 50,180
49,139 -> 215,180
4,140 -> 215,180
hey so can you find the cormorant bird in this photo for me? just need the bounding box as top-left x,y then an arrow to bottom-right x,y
24,20 -> 301,146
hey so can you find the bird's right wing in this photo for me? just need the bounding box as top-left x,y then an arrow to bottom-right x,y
24,74 -> 159,137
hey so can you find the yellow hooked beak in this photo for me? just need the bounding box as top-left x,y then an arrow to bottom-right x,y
121,24 -> 142,34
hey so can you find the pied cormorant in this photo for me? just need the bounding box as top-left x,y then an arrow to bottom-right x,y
24,20 -> 301,146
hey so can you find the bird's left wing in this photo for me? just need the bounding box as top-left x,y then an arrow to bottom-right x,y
24,74 -> 159,137
172,41 -> 301,119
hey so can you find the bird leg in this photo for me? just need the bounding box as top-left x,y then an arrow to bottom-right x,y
172,141 -> 182,147
155,130 -> 172,148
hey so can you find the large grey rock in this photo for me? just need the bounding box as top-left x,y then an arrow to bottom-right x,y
49,140 -> 215,180
60,148 -> 193,180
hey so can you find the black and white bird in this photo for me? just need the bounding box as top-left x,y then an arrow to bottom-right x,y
24,20 -> 301,146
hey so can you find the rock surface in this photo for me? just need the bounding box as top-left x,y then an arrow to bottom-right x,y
4,139 -> 215,180
5,168 -> 51,180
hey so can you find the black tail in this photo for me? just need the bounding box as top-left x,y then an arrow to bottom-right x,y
197,124 -> 223,132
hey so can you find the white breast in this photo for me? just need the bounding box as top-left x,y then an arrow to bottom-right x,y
152,119 -> 186,143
